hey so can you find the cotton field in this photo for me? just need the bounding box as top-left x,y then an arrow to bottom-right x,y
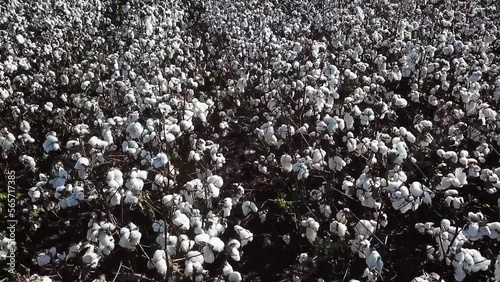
1,0 -> 500,281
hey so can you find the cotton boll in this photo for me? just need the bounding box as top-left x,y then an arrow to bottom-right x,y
37,252 -> 52,266
202,245 -> 215,263
228,242 -> 241,261
366,250 -> 383,272
152,152 -> 169,168
280,154 -> 293,172
180,235 -> 195,253
82,245 -> 100,267
409,182 -> 423,196
151,250 -> 167,278
223,262 -> 234,276
174,210 -> 190,230
43,133 -> 60,152
330,221 -> 348,237
74,157 -> 89,170
234,225 -> 253,246
228,272 -> 242,282
208,237 -> 224,252
223,197 -> 233,217
195,233 -> 210,245
242,201 -> 258,216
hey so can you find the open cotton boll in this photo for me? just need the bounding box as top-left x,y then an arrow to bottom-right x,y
207,175 -> 224,188
329,156 -> 346,171
208,237 -> 224,252
107,169 -> 123,189
74,157 -> 89,170
228,272 -> 242,282
186,250 -> 204,265
43,133 -> 60,152
36,251 -> 52,266
280,154 -> 293,172
19,154 -> 36,170
223,262 -> 234,276
150,250 -> 167,278
82,245 -> 100,268
366,250 -> 383,272
223,197 -> 233,217
234,225 -> 253,246
301,218 -> 320,243
126,177 -> 144,191
228,239 -> 241,261
494,255 -> 500,282
98,233 -> 115,255
203,245 -> 215,263
126,122 -> 144,139
180,235 -> 195,253
242,201 -> 258,216
355,220 -> 377,237
152,152 -> 169,168
118,224 -> 141,250
195,233 -> 210,245
330,221 -> 348,237
174,210 -> 190,230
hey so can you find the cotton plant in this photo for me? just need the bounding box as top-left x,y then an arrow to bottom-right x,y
310,148 -> 327,170
126,116 -> 144,139
349,219 -> 378,259
330,219 -> 348,238
122,140 -> 140,155
257,122 -> 280,146
161,120 -> 182,143
452,248 -> 490,281
386,180 -> 433,213
123,168 -> 148,204
125,168 -> 147,192
180,234 -> 195,253
360,108 -> 376,125
227,239 -> 241,261
415,218 -> 493,281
